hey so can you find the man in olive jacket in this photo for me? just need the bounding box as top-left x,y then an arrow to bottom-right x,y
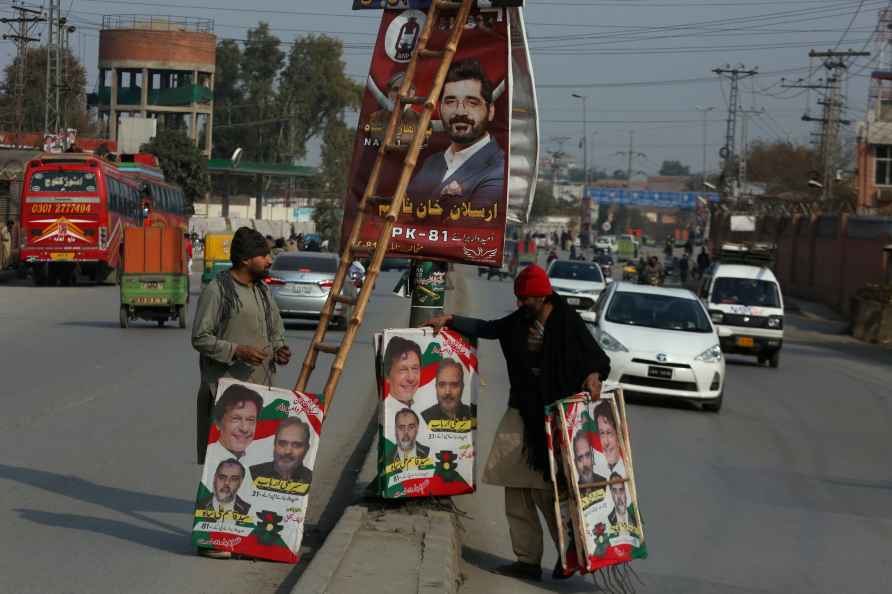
426,264 -> 611,582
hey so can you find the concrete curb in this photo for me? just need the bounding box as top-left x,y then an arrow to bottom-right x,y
418,510 -> 463,594
295,505 -> 369,594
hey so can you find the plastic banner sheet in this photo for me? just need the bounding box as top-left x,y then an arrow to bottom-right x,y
343,6 -> 511,265
374,328 -> 479,497
192,379 -> 324,563
546,388 -> 647,577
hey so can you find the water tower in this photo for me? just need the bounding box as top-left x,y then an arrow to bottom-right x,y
92,15 -> 216,155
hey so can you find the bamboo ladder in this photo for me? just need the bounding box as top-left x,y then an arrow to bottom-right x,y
293,0 -> 476,413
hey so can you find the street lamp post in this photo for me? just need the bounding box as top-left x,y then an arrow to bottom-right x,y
572,93 -> 590,248
695,105 -> 714,189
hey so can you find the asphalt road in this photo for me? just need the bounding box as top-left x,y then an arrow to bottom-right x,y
0,265 -> 413,594
451,261 -> 892,594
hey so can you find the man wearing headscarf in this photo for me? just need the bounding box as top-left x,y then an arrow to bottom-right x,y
425,265 -> 611,582
192,227 -> 291,466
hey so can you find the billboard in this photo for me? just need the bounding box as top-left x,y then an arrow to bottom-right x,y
585,187 -> 720,209
342,6 -> 511,266
352,1 -> 524,9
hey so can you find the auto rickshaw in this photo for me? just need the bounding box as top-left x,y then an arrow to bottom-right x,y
201,232 -> 234,285
120,226 -> 189,328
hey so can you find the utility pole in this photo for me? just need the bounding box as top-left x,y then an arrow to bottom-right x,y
2,3 -> 44,144
44,0 -> 62,135
572,93 -> 591,248
616,131 -> 646,183
789,50 -> 868,201
713,65 -> 758,196
695,106 -> 714,187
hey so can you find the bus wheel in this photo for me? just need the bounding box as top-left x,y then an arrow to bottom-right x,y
178,305 -> 187,329
157,319 -> 165,328
119,306 -> 129,329
33,266 -> 47,286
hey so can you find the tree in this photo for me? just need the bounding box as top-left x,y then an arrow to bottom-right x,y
746,141 -> 817,194
212,40 -> 244,160
277,35 -> 363,163
141,129 -> 210,206
311,118 -> 355,248
239,23 -> 285,163
0,46 -> 91,133
529,183 -> 557,220
659,160 -> 691,176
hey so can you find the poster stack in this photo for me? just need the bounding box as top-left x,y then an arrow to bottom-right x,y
375,328 -> 479,498
192,379 -> 324,563
545,387 -> 647,576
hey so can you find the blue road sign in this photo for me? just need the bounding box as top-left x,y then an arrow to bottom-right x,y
584,187 -> 720,209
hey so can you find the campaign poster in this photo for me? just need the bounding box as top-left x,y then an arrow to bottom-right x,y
552,389 -> 647,574
191,379 -> 324,563
342,6 -> 510,266
352,2 -> 525,13
375,328 -> 478,497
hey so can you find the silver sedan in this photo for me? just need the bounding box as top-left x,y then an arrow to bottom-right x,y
266,252 -> 356,329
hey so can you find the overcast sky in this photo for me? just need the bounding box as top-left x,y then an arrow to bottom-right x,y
1,0 -> 885,175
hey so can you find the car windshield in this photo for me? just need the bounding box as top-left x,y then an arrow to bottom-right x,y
606,292 -> 713,333
710,277 -> 780,307
272,255 -> 337,273
549,261 -> 603,282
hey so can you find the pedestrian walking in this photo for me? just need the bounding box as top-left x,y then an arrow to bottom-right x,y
184,232 -> 194,273
679,253 -> 690,285
191,226 -> 292,467
696,248 -> 711,279
0,220 -> 12,269
425,265 -> 611,582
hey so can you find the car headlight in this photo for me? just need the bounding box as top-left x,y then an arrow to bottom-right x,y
767,316 -> 783,329
695,344 -> 723,363
709,310 -> 724,323
598,331 -> 629,352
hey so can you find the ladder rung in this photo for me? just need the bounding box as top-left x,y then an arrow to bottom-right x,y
333,294 -> 357,306
399,94 -> 428,106
314,342 -> 340,355
436,0 -> 463,11
418,49 -> 444,59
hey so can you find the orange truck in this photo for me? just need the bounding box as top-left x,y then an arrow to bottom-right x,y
119,226 -> 189,328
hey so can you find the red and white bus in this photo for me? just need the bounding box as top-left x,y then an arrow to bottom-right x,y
19,152 -> 190,285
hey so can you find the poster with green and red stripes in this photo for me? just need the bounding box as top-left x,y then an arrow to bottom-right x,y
191,379 -> 325,563
375,328 -> 479,498
546,388 -> 647,576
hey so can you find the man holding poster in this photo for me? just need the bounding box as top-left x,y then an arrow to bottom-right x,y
426,265 -> 611,581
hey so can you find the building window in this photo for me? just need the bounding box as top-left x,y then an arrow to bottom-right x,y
876,145 -> 892,185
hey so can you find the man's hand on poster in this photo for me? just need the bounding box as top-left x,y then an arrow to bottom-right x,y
422,314 -> 453,335
275,345 -> 292,365
234,345 -> 267,366
583,372 -> 602,398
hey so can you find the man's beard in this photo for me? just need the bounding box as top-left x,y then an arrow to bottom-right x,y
275,454 -> 300,473
398,437 -> 414,451
578,469 -> 594,484
446,115 -> 487,145
217,488 -> 235,503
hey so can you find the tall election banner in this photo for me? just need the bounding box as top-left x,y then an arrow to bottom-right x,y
375,328 -> 479,498
546,388 -> 647,582
192,379 -> 324,563
343,5 -> 512,266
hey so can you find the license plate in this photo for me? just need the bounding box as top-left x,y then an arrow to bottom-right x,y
647,366 -> 673,379
287,283 -> 313,295
142,281 -> 161,290
50,252 -> 74,261
736,336 -> 755,348
566,297 -> 581,306
134,296 -> 166,305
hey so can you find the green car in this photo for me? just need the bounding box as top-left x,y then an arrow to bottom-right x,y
120,273 -> 189,328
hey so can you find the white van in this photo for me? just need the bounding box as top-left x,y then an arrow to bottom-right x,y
698,250 -> 784,368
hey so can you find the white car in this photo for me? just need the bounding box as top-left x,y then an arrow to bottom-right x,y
547,259 -> 606,323
590,282 -> 726,411
594,236 -> 617,253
